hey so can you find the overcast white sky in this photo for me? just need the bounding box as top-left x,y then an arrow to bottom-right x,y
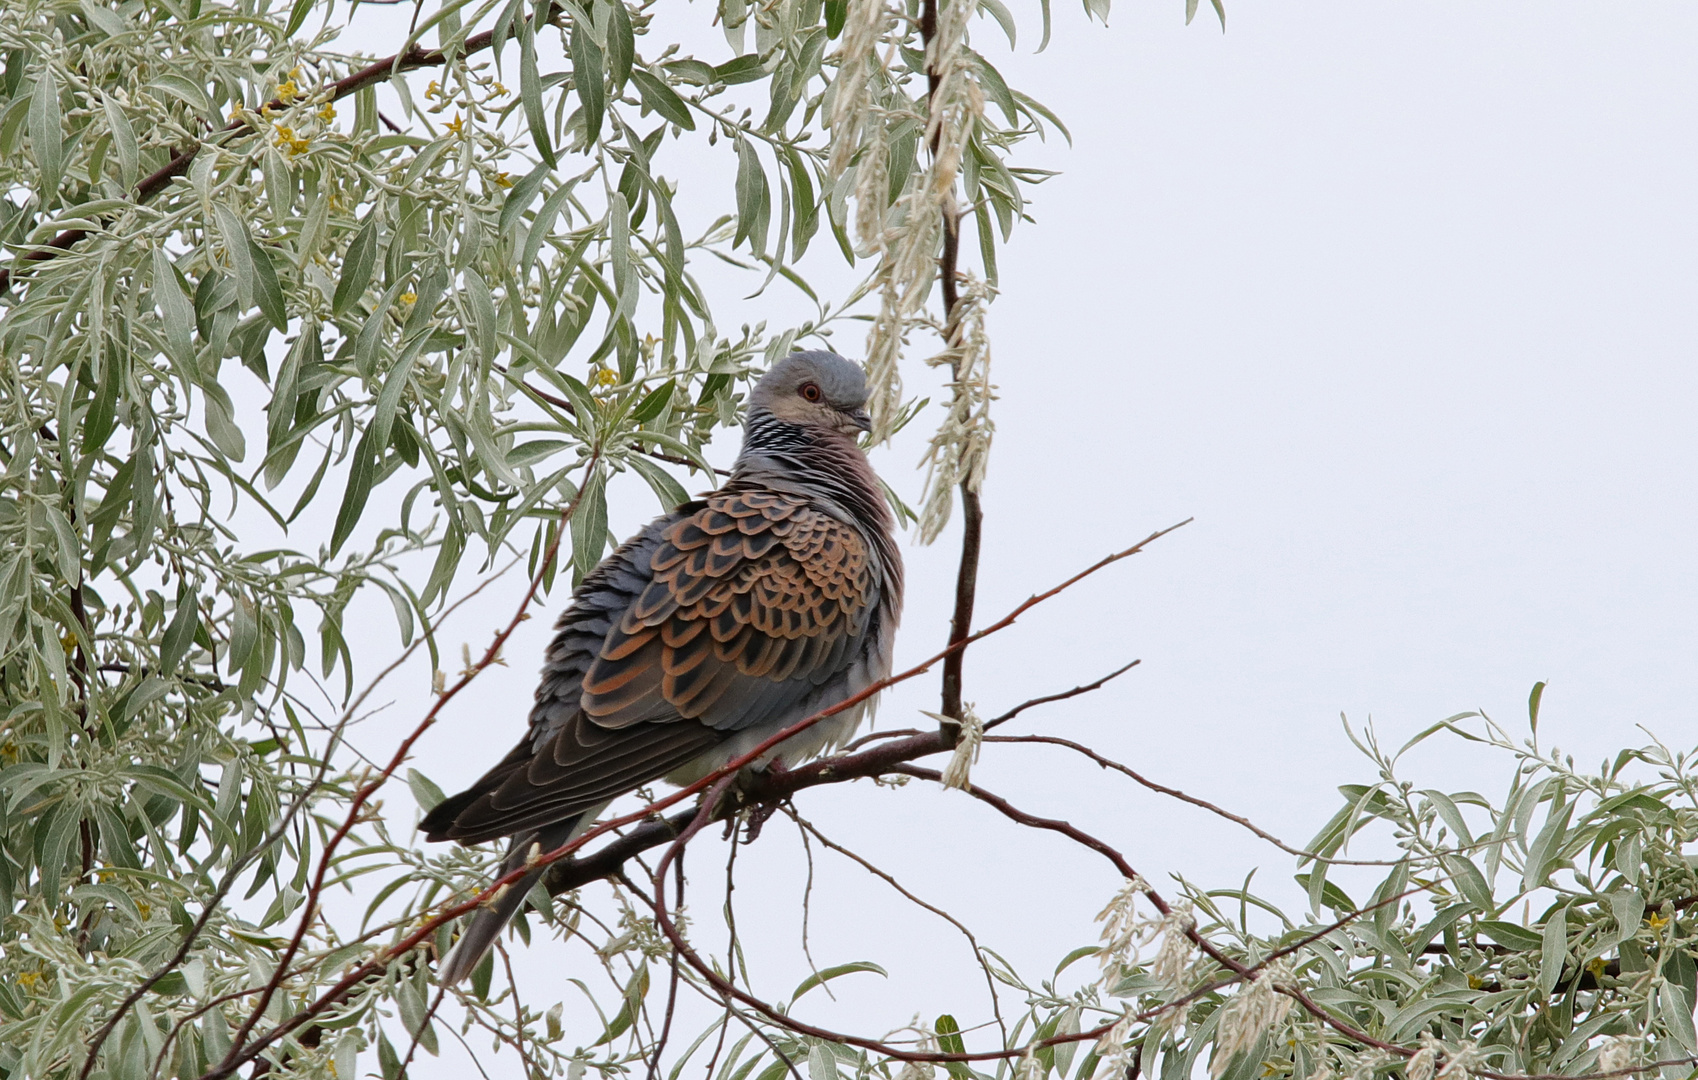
325,1 -> 1698,1071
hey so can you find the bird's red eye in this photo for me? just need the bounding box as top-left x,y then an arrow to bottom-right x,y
800,383 -> 822,403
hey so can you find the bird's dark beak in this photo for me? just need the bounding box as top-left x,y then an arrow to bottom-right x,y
847,408 -> 873,433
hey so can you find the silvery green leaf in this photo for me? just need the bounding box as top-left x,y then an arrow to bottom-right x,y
227,596 -> 259,674
247,239 -> 288,331
334,218 -> 378,315
521,27 -> 555,166
570,15 -> 605,145
1609,889 -> 1644,948
152,246 -> 198,365
1539,905 -> 1569,999
43,504 -> 78,584
733,136 -> 769,254
521,183 -> 578,276
101,94 -> 137,190
203,383 -> 247,461
29,66 -> 62,201
214,205 -> 256,307
632,69 -> 694,129
407,768 -> 446,812
159,586 -> 199,674
79,0 -> 130,36
626,453 -> 689,510
807,1044 -> 838,1080
463,266 -> 498,362
570,466 -> 607,581
499,163 -> 553,235
791,961 -> 887,1004
151,73 -> 215,122
1663,982 -> 1698,1056
263,148 -> 293,218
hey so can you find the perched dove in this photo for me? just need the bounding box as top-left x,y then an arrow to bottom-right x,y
422,351 -> 904,983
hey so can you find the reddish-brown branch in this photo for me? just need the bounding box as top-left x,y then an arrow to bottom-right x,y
645,856 -> 688,1080
980,660 -> 1141,732
196,523 -> 1183,1078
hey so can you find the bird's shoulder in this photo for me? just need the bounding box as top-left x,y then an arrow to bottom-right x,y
638,486 -> 876,630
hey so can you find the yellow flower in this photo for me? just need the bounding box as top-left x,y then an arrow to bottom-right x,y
277,80 -> 298,103
1588,957 -> 1608,977
289,137 -> 310,156
319,104 -> 336,121
491,82 -> 508,97
426,80 -> 441,99
400,292 -> 418,305
445,114 -> 465,136
17,971 -> 40,990
493,171 -> 513,188
137,901 -> 152,919
1649,911 -> 1671,930
274,125 -> 294,145
592,367 -> 619,387
1467,974 -> 1484,989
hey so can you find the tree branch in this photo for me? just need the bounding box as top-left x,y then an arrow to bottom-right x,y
922,0 -> 978,743
197,523 -> 1184,1077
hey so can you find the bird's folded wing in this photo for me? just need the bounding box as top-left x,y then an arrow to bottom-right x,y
581,489 -> 878,731
424,490 -> 879,845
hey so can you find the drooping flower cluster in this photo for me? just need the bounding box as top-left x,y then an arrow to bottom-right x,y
937,702 -> 984,789
1094,875 -> 1151,987
825,0 -> 989,477
918,273 -> 996,542
1210,960 -> 1293,1079
1150,901 -> 1196,990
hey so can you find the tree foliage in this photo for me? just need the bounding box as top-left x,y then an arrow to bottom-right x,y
2,1 -> 1694,1080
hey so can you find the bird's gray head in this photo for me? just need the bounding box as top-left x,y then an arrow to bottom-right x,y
748,351 -> 872,435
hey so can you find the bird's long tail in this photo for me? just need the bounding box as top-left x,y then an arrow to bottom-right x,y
437,816 -> 581,985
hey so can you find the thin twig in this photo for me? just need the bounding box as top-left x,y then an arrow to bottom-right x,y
981,660 -> 1142,731
497,943 -> 538,1080
645,855 -> 687,1080
981,734 -> 1405,866
395,985 -> 450,1077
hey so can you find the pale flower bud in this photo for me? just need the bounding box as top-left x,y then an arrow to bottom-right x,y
1598,1039 -> 1635,1075
1405,1035 -> 1439,1080
937,704 -> 983,790
1435,1041 -> 1483,1080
